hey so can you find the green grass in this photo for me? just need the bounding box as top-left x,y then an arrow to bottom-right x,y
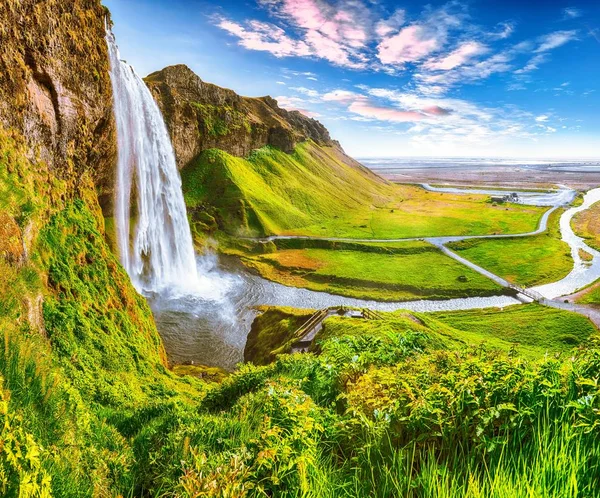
572,200 -> 600,251
428,303 -> 597,357
577,281 -> 600,306
238,241 -> 504,301
181,142 -> 546,239
448,209 -> 572,287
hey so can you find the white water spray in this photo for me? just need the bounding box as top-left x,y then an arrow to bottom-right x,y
106,30 -> 199,293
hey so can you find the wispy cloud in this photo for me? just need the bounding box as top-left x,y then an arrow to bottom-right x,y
320,86 -> 558,149
215,1 -> 583,97
218,19 -> 312,57
563,7 -> 582,19
488,21 -> 515,40
275,95 -> 321,117
535,30 -> 578,52
423,41 -> 488,71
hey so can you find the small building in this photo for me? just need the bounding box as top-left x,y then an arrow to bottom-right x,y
491,192 -> 520,204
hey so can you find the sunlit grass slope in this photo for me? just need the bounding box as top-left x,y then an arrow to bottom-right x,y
237,240 -> 503,301
181,141 -> 546,239
429,303 -> 596,357
245,303 -> 597,365
448,209 -> 572,287
572,200 -> 600,251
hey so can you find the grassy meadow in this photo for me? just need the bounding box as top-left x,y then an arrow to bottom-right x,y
572,200 -> 600,251
182,142 -> 546,240
448,209 -> 572,287
237,240 -> 504,301
429,303 -> 597,357
576,281 -> 600,307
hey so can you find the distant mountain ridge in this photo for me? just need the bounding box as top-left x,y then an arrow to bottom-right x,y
145,64 -> 339,169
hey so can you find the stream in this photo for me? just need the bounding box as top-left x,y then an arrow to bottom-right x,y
150,185 -> 600,371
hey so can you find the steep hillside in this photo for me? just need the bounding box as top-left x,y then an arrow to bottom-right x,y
182,141 -> 393,237
145,64 -> 339,167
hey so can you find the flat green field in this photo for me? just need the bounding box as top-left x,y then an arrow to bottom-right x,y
182,142 -> 546,239
447,209 -> 572,287
428,303 -> 597,357
238,241 -> 504,301
572,200 -> 600,251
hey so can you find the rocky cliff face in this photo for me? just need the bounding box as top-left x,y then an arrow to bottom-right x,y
145,64 -> 337,168
0,0 -> 116,210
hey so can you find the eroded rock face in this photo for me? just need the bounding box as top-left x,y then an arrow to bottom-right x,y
145,65 -> 336,168
0,0 -> 117,212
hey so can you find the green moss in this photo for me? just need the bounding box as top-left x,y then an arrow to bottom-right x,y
244,306 -> 315,365
191,102 -> 251,137
172,364 -> 228,382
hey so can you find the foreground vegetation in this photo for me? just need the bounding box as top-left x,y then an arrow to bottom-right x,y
3,127 -> 600,496
234,239 -> 503,301
182,143 -> 546,240
448,209 -> 572,287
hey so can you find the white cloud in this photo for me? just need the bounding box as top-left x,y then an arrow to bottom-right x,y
535,30 -> 578,52
423,41 -> 488,71
563,7 -> 582,19
290,86 -> 320,98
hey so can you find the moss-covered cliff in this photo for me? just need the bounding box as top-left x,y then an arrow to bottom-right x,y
145,64 -> 337,168
0,0 -> 117,212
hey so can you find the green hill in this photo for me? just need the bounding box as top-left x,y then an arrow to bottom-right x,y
181,141 -> 391,237
181,141 -> 546,239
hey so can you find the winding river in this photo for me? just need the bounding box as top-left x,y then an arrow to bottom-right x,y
151,185 -> 600,371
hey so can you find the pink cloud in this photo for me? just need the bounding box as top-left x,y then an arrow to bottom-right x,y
218,19 -> 312,57
348,100 -> 426,122
423,41 -> 488,71
423,105 -> 452,116
375,9 -> 406,38
275,95 -> 321,117
377,25 -> 442,65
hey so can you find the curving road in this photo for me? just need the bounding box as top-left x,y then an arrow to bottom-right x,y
244,184 -> 600,327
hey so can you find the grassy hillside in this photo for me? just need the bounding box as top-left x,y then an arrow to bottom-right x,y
236,240 -> 504,301
448,209 -> 572,287
181,142 -> 546,239
572,200 -> 600,251
430,304 -> 596,357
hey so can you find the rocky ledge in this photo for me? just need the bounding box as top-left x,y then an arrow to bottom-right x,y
145,64 -> 337,168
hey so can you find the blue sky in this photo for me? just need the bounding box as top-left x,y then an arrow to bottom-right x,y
104,0 -> 600,158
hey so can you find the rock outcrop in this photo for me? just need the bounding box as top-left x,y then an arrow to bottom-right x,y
0,0 -> 117,211
145,64 -> 337,168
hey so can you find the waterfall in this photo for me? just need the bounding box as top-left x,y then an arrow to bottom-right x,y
106,30 -> 199,293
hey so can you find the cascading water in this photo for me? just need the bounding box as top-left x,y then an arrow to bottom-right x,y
106,29 -> 199,293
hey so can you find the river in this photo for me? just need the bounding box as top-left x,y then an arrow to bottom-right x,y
150,185 -> 600,371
